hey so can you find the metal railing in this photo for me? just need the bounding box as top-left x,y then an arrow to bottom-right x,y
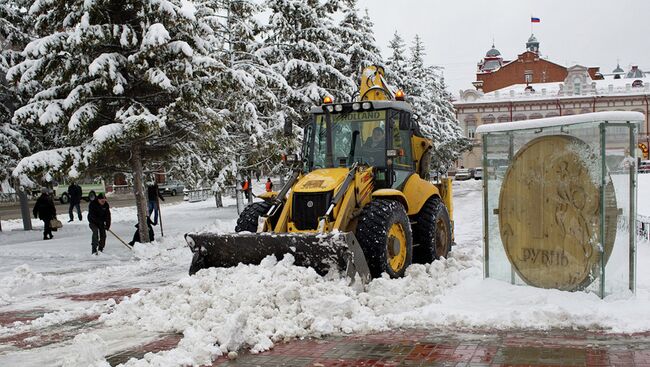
111,185 -> 133,195
184,188 -> 212,203
0,193 -> 18,203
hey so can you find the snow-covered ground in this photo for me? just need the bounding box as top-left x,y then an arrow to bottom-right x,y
0,178 -> 649,366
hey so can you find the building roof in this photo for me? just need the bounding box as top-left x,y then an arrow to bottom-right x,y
627,66 -> 644,78
486,45 -> 501,58
457,75 -> 650,104
613,63 -> 625,74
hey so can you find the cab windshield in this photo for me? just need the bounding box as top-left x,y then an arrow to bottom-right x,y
312,110 -> 386,169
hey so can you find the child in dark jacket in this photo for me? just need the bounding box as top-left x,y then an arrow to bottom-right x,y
128,217 -> 155,247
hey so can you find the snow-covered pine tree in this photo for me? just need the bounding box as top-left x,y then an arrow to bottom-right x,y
212,0 -> 293,186
10,0 -> 224,242
384,31 -> 408,90
403,35 -> 469,171
0,0 -> 30,184
336,1 -> 382,87
259,0 -> 355,135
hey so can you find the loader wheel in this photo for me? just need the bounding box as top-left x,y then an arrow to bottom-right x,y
189,252 -> 206,275
235,201 -> 272,232
356,200 -> 413,278
412,197 -> 452,263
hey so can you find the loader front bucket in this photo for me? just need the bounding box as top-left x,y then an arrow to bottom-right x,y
185,232 -> 370,283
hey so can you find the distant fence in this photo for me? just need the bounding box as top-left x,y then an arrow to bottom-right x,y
0,193 -> 18,204
111,185 -> 132,195
184,188 -> 212,203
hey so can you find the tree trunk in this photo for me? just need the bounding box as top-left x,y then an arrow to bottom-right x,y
131,144 -> 150,243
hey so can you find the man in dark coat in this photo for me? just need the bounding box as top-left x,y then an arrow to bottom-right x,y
33,188 -> 57,240
147,182 -> 164,225
68,182 -> 82,222
88,193 -> 111,254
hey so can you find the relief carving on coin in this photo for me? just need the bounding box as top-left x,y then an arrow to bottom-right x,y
498,135 -> 616,291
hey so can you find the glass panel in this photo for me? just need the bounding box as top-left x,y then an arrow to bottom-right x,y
602,124 -> 635,295
482,119 -> 638,297
391,116 -> 413,170
313,111 -> 386,168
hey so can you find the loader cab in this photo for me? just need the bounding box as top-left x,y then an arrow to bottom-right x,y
305,101 -> 416,189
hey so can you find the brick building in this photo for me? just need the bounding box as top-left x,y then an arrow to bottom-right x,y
454,36 -> 650,168
475,35 -> 602,94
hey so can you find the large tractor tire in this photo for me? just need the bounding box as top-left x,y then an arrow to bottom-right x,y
412,197 -> 452,264
356,200 -> 413,278
235,201 -> 272,232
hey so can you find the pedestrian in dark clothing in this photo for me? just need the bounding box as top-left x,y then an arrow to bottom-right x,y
68,182 -> 83,222
246,176 -> 253,201
33,188 -> 57,240
88,193 -> 111,254
147,183 -> 164,225
128,216 -> 155,247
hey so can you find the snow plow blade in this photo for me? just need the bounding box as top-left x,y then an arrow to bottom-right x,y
185,232 -> 370,283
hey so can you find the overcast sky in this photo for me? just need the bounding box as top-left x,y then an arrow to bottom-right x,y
357,0 -> 650,96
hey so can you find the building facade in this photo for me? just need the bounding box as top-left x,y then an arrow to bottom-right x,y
454,37 -> 649,168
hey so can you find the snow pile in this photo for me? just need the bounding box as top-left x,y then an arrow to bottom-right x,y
102,239 -> 650,367
102,252 -> 478,366
62,333 -> 110,367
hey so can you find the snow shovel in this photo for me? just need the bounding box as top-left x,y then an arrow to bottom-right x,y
108,228 -> 133,251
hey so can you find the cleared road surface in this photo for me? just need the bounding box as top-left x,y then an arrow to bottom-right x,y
0,195 -> 184,221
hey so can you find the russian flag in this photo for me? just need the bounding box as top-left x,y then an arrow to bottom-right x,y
531,17 -> 541,23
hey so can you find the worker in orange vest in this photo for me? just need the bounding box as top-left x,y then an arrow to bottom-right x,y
242,177 -> 252,202
265,178 -> 273,192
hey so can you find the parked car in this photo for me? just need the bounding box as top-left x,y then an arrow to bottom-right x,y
52,180 -> 106,204
640,160 -> 650,174
159,180 -> 185,196
473,167 -> 483,180
454,168 -> 472,181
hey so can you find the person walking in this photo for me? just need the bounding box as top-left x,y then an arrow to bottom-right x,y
68,182 -> 82,222
88,193 -> 111,254
265,178 -> 273,192
147,182 -> 164,225
33,188 -> 57,240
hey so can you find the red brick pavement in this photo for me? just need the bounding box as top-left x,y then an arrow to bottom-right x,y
101,328 -> 650,366
0,287 -> 140,350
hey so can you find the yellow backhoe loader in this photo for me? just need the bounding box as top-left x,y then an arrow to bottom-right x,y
185,66 -> 454,282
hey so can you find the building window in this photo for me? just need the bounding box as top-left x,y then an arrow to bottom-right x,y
573,77 -> 582,95
482,114 -> 495,124
525,73 -> 533,84
468,127 -> 476,139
